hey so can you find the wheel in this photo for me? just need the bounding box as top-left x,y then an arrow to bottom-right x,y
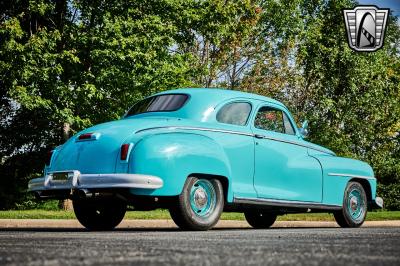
244,211 -> 277,229
334,181 -> 367,228
73,198 -> 127,231
169,177 -> 224,230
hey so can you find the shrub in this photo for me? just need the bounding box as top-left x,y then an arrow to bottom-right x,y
377,184 -> 400,211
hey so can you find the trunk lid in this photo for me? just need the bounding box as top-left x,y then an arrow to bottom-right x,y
50,117 -> 175,174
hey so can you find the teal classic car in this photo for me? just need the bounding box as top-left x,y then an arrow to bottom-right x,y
28,88 -> 383,230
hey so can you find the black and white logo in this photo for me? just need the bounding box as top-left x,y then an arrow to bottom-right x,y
343,6 -> 389,52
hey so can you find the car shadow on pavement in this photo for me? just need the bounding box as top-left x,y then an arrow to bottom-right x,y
0,226 -> 338,232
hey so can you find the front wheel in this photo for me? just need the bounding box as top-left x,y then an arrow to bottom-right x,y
73,198 -> 127,231
169,177 -> 224,230
334,181 -> 367,228
244,211 -> 277,229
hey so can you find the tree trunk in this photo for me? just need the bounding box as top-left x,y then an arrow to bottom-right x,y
59,122 -> 73,211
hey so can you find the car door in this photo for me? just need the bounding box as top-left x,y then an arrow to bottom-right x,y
251,103 -> 323,202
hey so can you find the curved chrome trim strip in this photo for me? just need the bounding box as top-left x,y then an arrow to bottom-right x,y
136,126 -> 254,137
136,126 -> 335,155
256,135 -> 335,155
328,173 -> 375,180
234,197 -> 342,210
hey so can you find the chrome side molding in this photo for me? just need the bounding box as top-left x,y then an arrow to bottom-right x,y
328,173 -> 376,180
136,126 -> 335,155
233,197 -> 342,210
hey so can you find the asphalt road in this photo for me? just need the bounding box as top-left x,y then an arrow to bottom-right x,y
0,227 -> 399,266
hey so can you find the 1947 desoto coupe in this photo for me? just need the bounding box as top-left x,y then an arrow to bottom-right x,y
28,88 -> 383,230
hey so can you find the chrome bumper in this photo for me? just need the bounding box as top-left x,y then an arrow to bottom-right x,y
374,197 -> 384,209
28,170 -> 163,192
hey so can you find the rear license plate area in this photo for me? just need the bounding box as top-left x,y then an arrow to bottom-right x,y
52,172 -> 69,181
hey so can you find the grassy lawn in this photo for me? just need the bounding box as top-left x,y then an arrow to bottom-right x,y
0,209 -> 399,221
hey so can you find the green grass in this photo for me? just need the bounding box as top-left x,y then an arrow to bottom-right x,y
0,210 -> 76,219
0,209 -> 399,221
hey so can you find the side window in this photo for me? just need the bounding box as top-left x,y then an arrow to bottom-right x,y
255,106 -> 295,135
255,107 -> 284,133
216,102 -> 252,126
283,113 -> 295,135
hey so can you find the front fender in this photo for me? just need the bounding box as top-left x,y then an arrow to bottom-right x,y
128,132 -> 231,197
309,150 -> 376,206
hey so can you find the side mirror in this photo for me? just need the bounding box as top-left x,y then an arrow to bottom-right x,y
298,120 -> 309,138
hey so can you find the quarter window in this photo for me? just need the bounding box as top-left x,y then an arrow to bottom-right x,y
216,102 -> 252,126
255,106 -> 295,135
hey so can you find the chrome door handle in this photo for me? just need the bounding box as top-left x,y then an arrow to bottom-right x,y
254,134 -> 264,139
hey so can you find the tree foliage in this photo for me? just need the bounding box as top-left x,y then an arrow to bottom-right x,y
0,0 -> 399,209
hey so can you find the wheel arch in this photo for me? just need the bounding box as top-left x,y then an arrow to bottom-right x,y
188,173 -> 230,203
349,178 -> 372,202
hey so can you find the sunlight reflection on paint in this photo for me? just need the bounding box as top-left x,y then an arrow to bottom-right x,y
163,145 -> 178,159
201,107 -> 215,122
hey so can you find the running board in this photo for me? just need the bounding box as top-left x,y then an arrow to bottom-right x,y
233,197 -> 342,210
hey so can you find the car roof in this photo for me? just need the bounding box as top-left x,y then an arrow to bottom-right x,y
155,88 -> 286,108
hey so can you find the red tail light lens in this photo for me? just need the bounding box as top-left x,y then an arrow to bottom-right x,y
78,133 -> 93,140
120,144 -> 130,161
46,150 -> 54,166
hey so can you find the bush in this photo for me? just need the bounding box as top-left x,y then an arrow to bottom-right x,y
377,184 -> 400,211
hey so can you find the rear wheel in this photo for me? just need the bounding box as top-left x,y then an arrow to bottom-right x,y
169,176 -> 224,230
244,211 -> 277,229
334,181 -> 367,228
73,198 -> 127,231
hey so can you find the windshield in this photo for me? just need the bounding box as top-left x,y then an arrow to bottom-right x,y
126,94 -> 189,117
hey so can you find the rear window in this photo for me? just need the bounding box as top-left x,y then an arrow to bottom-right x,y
126,94 -> 188,117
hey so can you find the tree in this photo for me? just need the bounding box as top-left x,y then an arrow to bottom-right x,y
0,0 -> 195,209
0,0 -> 260,209
242,0 -> 400,209
295,0 -> 400,205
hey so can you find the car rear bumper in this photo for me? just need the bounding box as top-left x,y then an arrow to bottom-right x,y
28,170 -> 163,193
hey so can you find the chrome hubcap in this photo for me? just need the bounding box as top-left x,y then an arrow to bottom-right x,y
189,179 -> 216,218
347,188 -> 365,221
194,187 -> 208,209
350,196 -> 358,211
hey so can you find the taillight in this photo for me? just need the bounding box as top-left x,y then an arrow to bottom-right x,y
76,132 -> 100,142
78,133 -> 93,140
46,150 -> 54,166
120,144 -> 131,161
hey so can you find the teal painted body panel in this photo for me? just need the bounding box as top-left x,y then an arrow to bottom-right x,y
252,130 -> 323,202
250,101 -> 324,203
43,88 -> 379,209
50,118 -> 176,174
129,131 -> 231,197
308,150 -> 376,206
128,122 -> 256,202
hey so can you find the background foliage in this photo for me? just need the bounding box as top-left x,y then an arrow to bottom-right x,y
0,0 -> 399,209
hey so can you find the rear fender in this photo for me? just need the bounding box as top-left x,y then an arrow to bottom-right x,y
128,132 -> 231,198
